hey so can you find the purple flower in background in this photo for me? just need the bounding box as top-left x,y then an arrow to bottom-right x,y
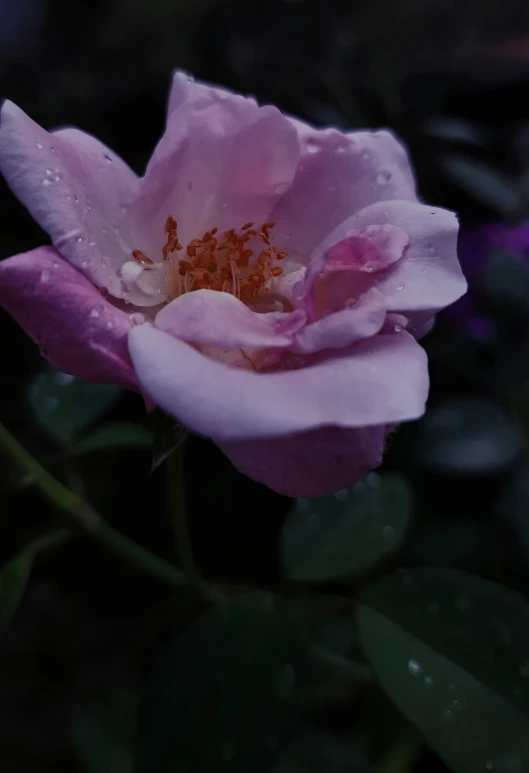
446,222 -> 529,340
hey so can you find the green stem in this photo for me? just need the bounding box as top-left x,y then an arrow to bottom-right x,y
167,447 -> 224,603
0,421 -> 186,588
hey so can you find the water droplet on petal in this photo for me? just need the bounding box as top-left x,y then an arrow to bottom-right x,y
36,142 -> 44,150
106,320 -> 114,330
408,659 -> 423,677
452,700 -> 462,711
306,138 -> 320,154
88,241 -> 96,247
396,284 -> 405,292
377,170 -> 392,184
52,261 -> 59,269
442,709 -> 455,723
129,312 -> 146,326
40,269 -> 51,282
89,307 -> 100,319
45,168 -> 53,177
77,235 -> 84,243
394,324 -> 404,333
424,676 -> 434,687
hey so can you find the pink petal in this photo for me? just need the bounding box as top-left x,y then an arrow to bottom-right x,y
345,200 -> 466,313
0,101 -> 139,298
270,127 -> 418,262
219,425 -> 388,498
302,224 -> 409,318
291,288 -> 387,354
131,88 -> 300,254
0,246 -> 137,390
155,289 -> 306,349
166,70 -> 239,117
128,324 -> 428,441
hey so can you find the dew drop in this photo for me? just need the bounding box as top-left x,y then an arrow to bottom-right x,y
396,284 -> 405,292
408,659 -> 423,677
377,170 -> 392,184
42,178 -> 52,187
88,241 -> 96,247
335,146 -> 346,154
106,320 -> 114,330
45,168 -> 53,177
424,676 -> 434,687
442,709 -> 455,723
81,260 -> 89,269
452,699 -> 462,712
40,269 -> 51,283
77,235 -> 84,243
89,308 -> 100,319
129,312 -> 146,326
36,142 -> 44,150
306,138 -> 320,154
383,525 -> 396,541
394,324 -> 404,333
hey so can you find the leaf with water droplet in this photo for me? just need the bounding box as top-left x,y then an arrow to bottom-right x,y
136,595 -> 308,773
281,473 -> 412,581
28,366 -> 123,443
357,568 -> 529,773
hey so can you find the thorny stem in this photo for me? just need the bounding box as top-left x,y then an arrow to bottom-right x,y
0,421 -> 186,588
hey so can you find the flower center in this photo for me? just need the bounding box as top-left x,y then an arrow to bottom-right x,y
132,217 -> 288,304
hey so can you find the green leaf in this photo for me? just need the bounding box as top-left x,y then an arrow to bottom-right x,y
74,423 -> 152,455
0,551 -> 33,630
357,568 -> 529,773
415,398 -> 521,476
72,691 -> 138,773
136,594 -> 308,773
28,367 -> 122,443
151,409 -> 187,471
439,155 -> 520,216
281,474 -> 412,582
0,530 -> 68,631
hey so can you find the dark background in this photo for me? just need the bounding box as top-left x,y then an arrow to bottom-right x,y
2,1 -> 529,771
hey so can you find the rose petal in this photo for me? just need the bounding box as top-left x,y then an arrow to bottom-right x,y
291,288 -> 387,354
270,126 -> 417,261
131,89 -> 301,254
128,324 -> 428,440
0,100 -> 139,298
219,425 -> 388,498
155,289 -> 306,349
343,200 -> 466,313
0,246 -> 137,389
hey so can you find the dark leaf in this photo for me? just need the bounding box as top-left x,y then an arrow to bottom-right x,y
72,690 -> 138,773
358,568 -> 529,773
281,474 -> 412,582
27,367 -> 122,443
74,423 -> 152,455
136,594 -> 308,773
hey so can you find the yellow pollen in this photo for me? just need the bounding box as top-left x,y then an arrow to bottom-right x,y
132,218 -> 288,303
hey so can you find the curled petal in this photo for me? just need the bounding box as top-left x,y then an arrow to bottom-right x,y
128,324 -> 429,441
155,289 -> 306,350
0,246 -> 137,390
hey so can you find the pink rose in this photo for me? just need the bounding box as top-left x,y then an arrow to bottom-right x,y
0,73 -> 466,497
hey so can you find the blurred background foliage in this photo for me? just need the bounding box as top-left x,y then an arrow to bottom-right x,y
3,0 -> 529,771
